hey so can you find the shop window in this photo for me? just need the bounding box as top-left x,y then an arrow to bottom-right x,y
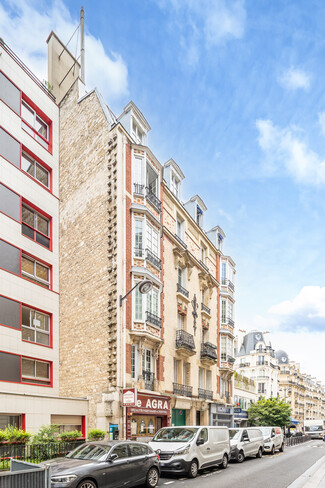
22,305 -> 51,346
22,203 -> 51,249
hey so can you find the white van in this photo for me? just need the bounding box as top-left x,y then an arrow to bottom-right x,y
148,426 -> 230,478
257,426 -> 284,454
229,427 -> 264,462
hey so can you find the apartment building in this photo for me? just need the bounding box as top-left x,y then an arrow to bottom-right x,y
233,373 -> 257,427
235,330 -> 279,398
0,39 -> 87,433
162,166 -> 236,427
46,29 -> 236,436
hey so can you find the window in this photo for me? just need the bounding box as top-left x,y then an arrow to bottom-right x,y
228,301 -> 233,320
134,220 -> 143,257
111,444 -> 129,459
221,300 -> 227,323
177,267 -> 186,287
174,358 -> 180,383
21,100 -> 50,150
198,428 -> 208,443
129,444 -> 149,457
199,368 -> 205,389
142,349 -> 152,373
21,151 -> 50,188
22,255 -> 50,288
146,224 -> 159,256
183,362 -> 188,385
132,119 -> 144,144
196,205 -> 203,227
258,356 -> 265,365
206,370 -> 212,390
0,415 -> 22,430
221,262 -> 227,284
146,287 -> 159,316
135,286 -> 143,320
22,358 -> 51,385
177,314 -> 184,330
22,203 -> 50,249
146,164 -> 158,196
171,173 -> 180,198
200,245 -> 206,263
258,383 -> 265,394
131,345 -> 137,379
22,306 -> 50,346
176,217 -> 185,240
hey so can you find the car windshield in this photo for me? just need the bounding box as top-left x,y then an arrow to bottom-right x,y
66,444 -> 112,460
229,429 -> 241,440
258,428 -> 271,436
152,428 -> 198,442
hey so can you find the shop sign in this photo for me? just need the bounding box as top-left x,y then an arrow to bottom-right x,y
234,412 -> 248,419
129,393 -> 170,415
217,406 -> 231,414
234,408 -> 242,413
122,388 -> 137,407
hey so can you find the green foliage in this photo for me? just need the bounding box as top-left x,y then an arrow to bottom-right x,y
31,424 -> 60,444
0,426 -> 31,443
248,397 -> 291,428
88,429 -> 106,441
59,430 -> 82,441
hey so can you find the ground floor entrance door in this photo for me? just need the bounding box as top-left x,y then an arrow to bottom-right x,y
172,408 -> 186,426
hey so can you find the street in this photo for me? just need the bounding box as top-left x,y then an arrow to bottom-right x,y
158,441 -> 325,488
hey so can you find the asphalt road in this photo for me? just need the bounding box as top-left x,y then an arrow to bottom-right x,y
158,440 -> 325,488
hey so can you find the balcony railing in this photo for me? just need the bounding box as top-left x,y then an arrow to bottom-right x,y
221,353 -> 235,363
174,233 -> 187,248
176,330 -> 195,350
146,311 -> 161,328
201,303 -> 211,315
134,183 -> 145,195
201,342 -> 217,361
227,355 -> 235,363
228,318 -> 234,327
173,383 -> 193,397
198,388 -> 213,400
142,370 -> 155,391
228,280 -> 235,292
146,187 -> 161,212
177,283 -> 189,298
199,260 -> 209,273
146,248 -> 161,269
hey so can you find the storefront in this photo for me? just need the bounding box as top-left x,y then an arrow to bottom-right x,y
209,404 -> 234,427
233,408 -> 248,427
125,392 -> 171,440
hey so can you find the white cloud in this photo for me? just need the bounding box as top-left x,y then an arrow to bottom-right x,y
318,112 -> 325,136
256,119 -> 325,185
157,0 -> 246,65
0,0 -> 128,102
279,67 -> 311,91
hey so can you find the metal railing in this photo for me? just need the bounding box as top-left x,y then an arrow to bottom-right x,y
146,248 -> 161,269
198,388 -> 213,400
176,330 -> 195,350
142,370 -> 155,391
146,187 -> 161,212
145,311 -> 161,328
173,383 -> 193,397
133,183 -> 145,195
201,342 -> 217,361
228,318 -> 234,327
0,440 -> 84,471
174,234 -> 187,248
285,435 -> 310,446
0,39 -> 56,101
199,260 -> 209,273
228,280 -> 235,292
201,303 -> 211,315
177,283 -> 189,298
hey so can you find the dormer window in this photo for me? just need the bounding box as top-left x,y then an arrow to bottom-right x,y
171,173 -> 180,199
196,205 -> 203,227
132,118 -> 144,144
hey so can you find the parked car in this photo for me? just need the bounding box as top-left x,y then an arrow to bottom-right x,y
229,427 -> 264,462
149,426 -> 230,478
257,426 -> 284,454
42,440 -> 160,488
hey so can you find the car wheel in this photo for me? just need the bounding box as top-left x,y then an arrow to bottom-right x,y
237,451 -> 245,463
256,447 -> 263,458
77,480 -> 97,488
145,467 -> 159,488
279,443 -> 284,452
188,459 -> 198,478
270,445 -> 275,455
220,454 -> 228,469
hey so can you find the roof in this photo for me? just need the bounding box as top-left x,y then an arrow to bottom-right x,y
164,158 -> 185,180
119,100 -> 151,131
237,331 -> 266,357
185,194 -> 207,212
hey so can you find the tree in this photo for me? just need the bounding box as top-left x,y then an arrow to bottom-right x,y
247,397 -> 291,428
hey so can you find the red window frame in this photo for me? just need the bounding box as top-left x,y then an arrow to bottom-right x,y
0,350 -> 53,387
21,199 -> 52,251
21,93 -> 53,154
0,294 -> 53,348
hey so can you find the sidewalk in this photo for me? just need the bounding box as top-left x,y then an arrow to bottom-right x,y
287,455 -> 325,488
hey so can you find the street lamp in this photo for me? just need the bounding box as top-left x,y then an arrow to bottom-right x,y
119,279 -> 153,307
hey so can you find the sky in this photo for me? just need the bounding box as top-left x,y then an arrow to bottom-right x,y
1,0 -> 325,382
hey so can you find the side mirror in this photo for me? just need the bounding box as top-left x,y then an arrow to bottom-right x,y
197,438 -> 204,446
108,453 -> 118,462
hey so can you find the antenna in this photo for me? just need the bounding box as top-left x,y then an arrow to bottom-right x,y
80,6 -> 85,83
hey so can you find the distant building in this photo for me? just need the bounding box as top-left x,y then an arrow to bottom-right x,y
233,373 -> 257,427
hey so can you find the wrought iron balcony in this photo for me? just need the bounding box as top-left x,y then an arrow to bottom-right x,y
177,283 -> 189,298
134,183 -> 144,195
174,233 -> 187,248
146,187 -> 161,212
142,370 -> 155,391
199,260 -> 209,273
176,330 -> 195,350
201,342 -> 217,361
228,280 -> 235,292
201,303 -> 211,315
173,382 -> 193,397
198,388 -> 213,400
146,311 -> 161,328
146,248 -> 161,269
227,355 -> 235,363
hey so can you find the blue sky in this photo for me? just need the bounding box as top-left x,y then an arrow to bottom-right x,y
1,0 -> 325,381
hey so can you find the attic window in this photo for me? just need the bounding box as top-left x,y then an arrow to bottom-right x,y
171,172 -> 180,199
132,118 -> 144,144
196,205 -> 203,226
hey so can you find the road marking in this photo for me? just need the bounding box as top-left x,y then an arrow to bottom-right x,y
163,482 -> 175,485
201,471 -> 222,478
